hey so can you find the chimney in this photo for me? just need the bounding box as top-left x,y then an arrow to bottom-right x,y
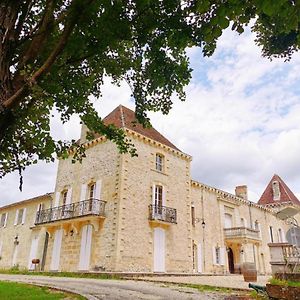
235,185 -> 248,200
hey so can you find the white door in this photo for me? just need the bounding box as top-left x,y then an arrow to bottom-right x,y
197,242 -> 202,273
153,227 -> 165,272
78,225 -> 93,270
28,236 -> 39,270
50,229 -> 63,271
224,213 -> 232,228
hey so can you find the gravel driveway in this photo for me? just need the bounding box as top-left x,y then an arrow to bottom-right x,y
0,274 -> 248,300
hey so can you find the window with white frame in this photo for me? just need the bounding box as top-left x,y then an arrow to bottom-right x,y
0,213 -> 7,227
155,154 -> 164,172
16,208 -> 25,225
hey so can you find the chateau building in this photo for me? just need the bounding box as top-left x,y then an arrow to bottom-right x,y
0,105 -> 299,274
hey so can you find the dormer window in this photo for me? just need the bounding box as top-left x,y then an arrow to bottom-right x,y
155,154 -> 164,172
272,181 -> 280,201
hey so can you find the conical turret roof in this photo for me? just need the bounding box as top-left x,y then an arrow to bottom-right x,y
258,174 -> 300,206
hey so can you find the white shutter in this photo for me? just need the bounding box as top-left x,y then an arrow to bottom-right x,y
0,241 -> 2,256
197,243 -> 202,273
153,228 -> 165,272
212,247 -> 217,265
34,204 -> 40,224
66,188 -> 72,205
244,219 -> 247,228
14,210 -> 19,225
152,185 -> 156,205
220,247 -> 226,265
22,208 -> 26,224
80,184 -> 87,201
258,223 -> 262,238
95,180 -> 102,199
162,186 -> 166,206
54,192 -> 60,207
50,229 -> 63,271
78,225 -> 93,270
4,213 -> 8,227
28,237 -> 39,270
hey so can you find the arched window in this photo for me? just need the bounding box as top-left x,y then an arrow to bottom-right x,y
155,154 -> 164,172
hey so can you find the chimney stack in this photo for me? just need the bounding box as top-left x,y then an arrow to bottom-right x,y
235,185 -> 248,200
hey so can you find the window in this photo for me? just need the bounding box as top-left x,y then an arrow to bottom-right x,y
269,226 -> 274,243
89,183 -> 96,199
215,247 -> 221,265
155,154 -> 164,172
61,190 -> 68,206
191,206 -> 195,227
15,208 -> 25,225
153,185 -> 163,214
0,213 -> 7,227
224,213 -> 232,228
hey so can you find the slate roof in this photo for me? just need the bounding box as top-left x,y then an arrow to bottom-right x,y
258,174 -> 300,206
102,105 -> 180,151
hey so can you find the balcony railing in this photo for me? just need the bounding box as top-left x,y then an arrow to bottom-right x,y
224,227 -> 260,240
35,198 -> 106,225
148,204 -> 177,224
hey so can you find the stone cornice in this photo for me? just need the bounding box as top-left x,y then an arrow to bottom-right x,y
191,180 -> 273,213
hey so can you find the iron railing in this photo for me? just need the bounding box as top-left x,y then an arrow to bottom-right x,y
148,204 -> 177,224
224,227 -> 260,240
35,198 -> 106,225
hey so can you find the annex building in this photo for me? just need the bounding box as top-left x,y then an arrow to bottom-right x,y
0,105 -> 299,274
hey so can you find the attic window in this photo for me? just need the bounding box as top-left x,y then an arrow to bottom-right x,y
272,181 -> 280,201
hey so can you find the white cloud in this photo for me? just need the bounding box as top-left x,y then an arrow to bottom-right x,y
1,26 -> 300,205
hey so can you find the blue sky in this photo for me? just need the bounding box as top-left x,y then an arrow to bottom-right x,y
1,26 -> 300,206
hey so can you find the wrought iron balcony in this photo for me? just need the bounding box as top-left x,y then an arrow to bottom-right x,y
35,198 -> 106,225
224,227 -> 261,241
148,204 -> 177,224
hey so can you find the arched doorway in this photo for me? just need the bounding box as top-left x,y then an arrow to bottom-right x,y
227,247 -> 234,274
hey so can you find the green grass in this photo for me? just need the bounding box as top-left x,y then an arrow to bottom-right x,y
0,281 -> 85,299
269,278 -> 300,288
0,269 -> 120,280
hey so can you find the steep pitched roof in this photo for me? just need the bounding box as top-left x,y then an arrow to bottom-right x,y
102,105 -> 180,151
258,174 -> 300,206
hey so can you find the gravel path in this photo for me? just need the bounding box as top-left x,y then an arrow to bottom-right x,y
134,275 -> 270,290
0,274 -> 249,300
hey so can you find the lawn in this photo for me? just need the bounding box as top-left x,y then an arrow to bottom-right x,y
0,281 -> 85,300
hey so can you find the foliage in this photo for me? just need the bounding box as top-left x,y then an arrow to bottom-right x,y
1,0 -> 300,186
269,277 -> 300,288
0,281 -> 84,299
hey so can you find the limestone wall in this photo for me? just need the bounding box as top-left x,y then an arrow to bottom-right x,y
0,194 -> 52,270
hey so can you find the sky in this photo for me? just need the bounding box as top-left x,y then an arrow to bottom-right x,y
1,26 -> 300,206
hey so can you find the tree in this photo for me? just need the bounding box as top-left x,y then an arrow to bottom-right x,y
1,0 -> 299,187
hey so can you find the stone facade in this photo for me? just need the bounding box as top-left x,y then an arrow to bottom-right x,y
0,106 -> 299,274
